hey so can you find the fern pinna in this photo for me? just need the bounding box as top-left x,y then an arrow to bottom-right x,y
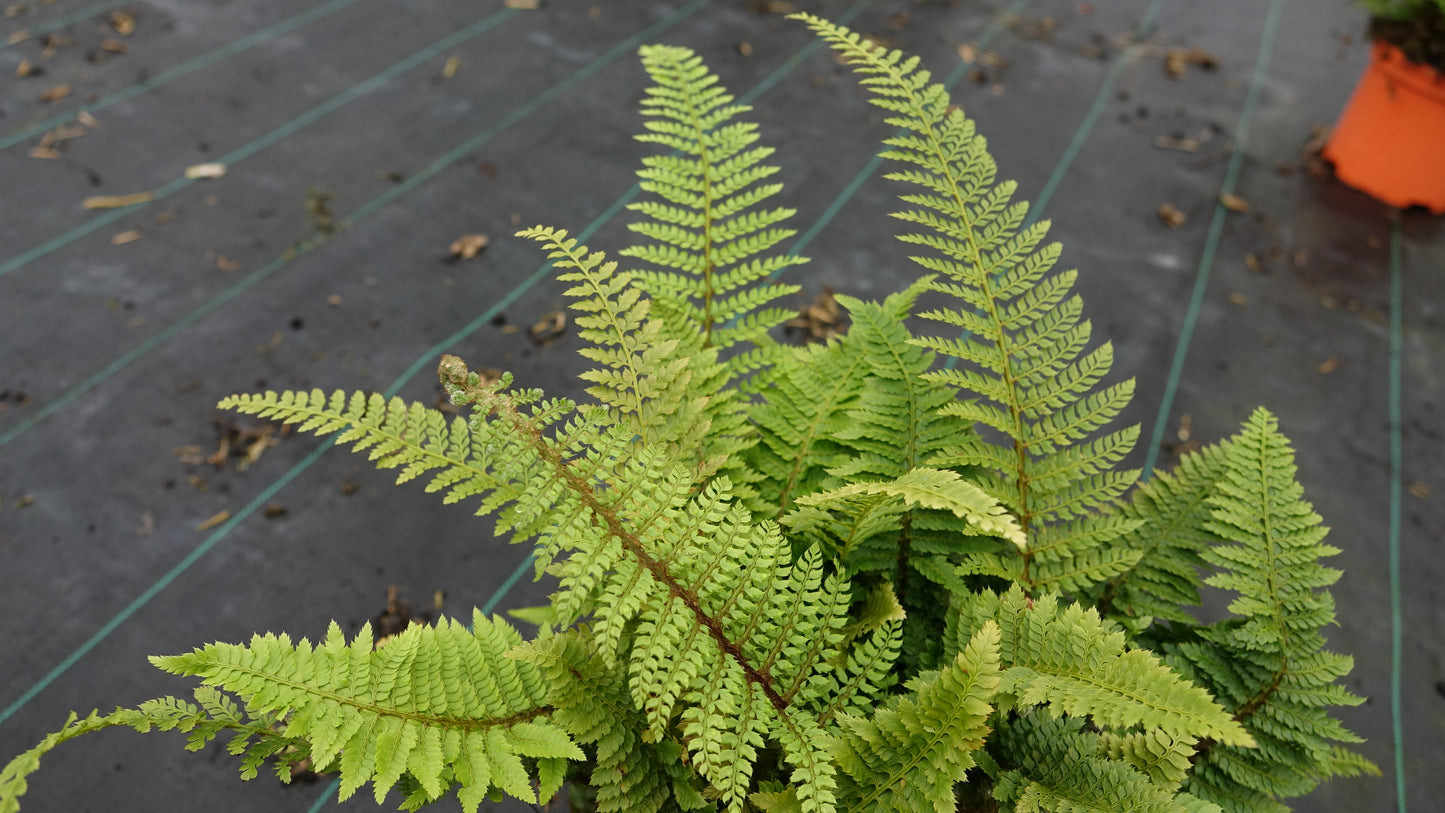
3,19 -> 1377,813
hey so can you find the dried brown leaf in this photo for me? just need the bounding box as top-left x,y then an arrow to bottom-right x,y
441,54 -> 459,79
84,191 -> 154,209
1408,481 -> 1430,500
196,509 -> 232,532
111,229 -> 142,245
449,233 -> 490,260
99,37 -> 127,53
36,83 -> 70,102
28,146 -> 60,159
1316,356 -> 1339,375
737,41 -> 752,57
1227,292 -> 1248,306
1219,193 -> 1249,213
1156,203 -> 1186,228
1153,135 -> 1199,152
137,510 -> 155,536
504,0 -> 539,7
530,310 -> 567,345
184,162 -> 227,179
107,9 -> 135,35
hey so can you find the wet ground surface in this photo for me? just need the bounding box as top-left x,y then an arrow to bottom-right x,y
0,0 -> 1440,811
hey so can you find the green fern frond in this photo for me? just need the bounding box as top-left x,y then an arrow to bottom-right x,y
518,225 -> 743,477
151,613 -> 580,809
1089,441 -> 1233,632
514,631 -> 713,813
830,620 -> 1000,812
1097,729 -> 1196,791
991,712 -> 1185,813
947,587 -> 1251,748
794,13 -> 1139,596
739,331 -> 867,520
788,467 -> 1024,560
624,44 -> 802,374
1163,408 -> 1376,811
422,359 -> 851,812
1,690 -> 301,813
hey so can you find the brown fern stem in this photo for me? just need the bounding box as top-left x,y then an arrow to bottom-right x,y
439,355 -> 786,712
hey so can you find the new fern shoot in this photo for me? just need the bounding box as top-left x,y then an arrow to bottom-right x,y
1,18 -> 1378,813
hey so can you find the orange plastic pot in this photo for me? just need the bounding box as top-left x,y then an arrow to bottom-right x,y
1324,42 -> 1445,214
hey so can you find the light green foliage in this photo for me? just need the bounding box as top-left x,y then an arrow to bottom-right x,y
946,588 -> 1251,749
3,21 -> 1376,813
624,45 -> 802,377
793,13 -> 1141,599
830,622 -> 1000,812
1087,441 -> 1233,635
1165,409 -> 1377,812
155,614 -> 579,810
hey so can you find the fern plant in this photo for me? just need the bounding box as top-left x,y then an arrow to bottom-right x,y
2,20 -> 1378,813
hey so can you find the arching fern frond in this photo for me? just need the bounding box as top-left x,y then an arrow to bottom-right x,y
1088,440 -> 1232,636
793,14 -> 1140,597
153,614 -> 580,810
945,587 -> 1251,748
1,690 -> 301,813
515,630 -> 713,813
623,44 -> 803,384
739,333 -> 868,520
991,712 -> 1205,813
786,467 -> 1024,566
517,225 -> 734,475
1164,408 -> 1377,812
829,620 -> 1000,813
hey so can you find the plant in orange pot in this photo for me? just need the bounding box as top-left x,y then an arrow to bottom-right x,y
1325,0 -> 1445,213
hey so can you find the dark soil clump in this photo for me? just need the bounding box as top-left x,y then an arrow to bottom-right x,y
1369,4 -> 1445,73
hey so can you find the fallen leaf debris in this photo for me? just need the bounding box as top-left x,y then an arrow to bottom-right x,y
84,191 -> 154,209
1156,203 -> 1186,228
1163,46 -> 1219,79
448,233 -> 490,260
785,288 -> 846,343
530,310 -> 568,345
